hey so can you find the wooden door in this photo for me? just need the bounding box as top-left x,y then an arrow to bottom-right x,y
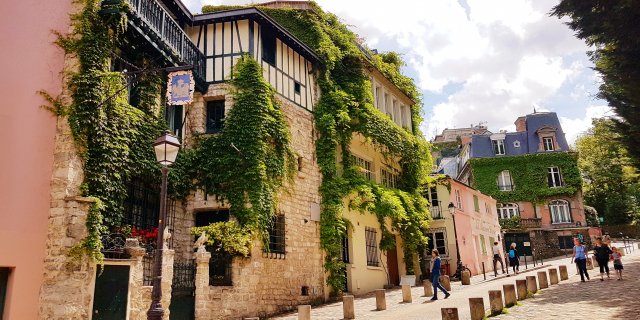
386,249 -> 400,286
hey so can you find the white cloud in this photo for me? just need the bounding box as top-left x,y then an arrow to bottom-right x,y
560,105 -> 613,145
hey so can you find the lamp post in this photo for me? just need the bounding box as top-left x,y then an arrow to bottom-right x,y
147,130 -> 181,320
448,202 -> 464,281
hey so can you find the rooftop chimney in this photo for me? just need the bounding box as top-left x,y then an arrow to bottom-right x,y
514,116 -> 526,132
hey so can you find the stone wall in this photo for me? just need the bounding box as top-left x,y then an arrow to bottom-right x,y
178,85 -> 326,319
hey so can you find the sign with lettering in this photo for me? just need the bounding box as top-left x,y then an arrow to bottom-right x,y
523,242 -> 531,247
167,70 -> 194,105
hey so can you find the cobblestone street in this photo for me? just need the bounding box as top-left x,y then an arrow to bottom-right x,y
274,242 -> 639,320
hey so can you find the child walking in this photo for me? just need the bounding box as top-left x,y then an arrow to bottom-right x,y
508,242 -> 520,274
611,247 -> 624,280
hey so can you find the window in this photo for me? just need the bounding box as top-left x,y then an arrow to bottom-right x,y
485,202 -> 491,214
492,139 -> 505,155
550,200 -> 571,224
195,210 -> 230,227
381,167 -> 399,189
473,195 -> 480,212
166,105 -> 183,139
428,187 -> 442,219
194,210 -> 232,285
294,81 -> 301,95
455,189 -> 462,210
365,227 -> 379,266
558,236 -> 574,249
497,203 -> 519,219
497,170 -> 513,191
426,229 -> 447,256
0,268 -> 9,318
547,167 -> 563,187
543,137 -> 554,151
206,100 -> 225,133
266,215 -> 286,254
350,155 -> 374,181
341,235 -> 350,263
261,28 -> 276,65
480,235 -> 487,255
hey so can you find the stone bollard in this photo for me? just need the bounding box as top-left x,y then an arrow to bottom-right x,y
298,305 -> 311,320
423,280 -> 433,297
402,284 -> 412,303
559,265 -> 569,280
526,276 -> 538,294
468,298 -> 485,320
440,275 -> 451,291
343,295 -> 355,319
489,290 -> 504,316
461,269 -> 471,285
537,271 -> 549,289
375,289 -> 386,311
441,308 -> 460,320
549,268 -> 559,285
515,279 -> 527,301
503,284 -> 517,307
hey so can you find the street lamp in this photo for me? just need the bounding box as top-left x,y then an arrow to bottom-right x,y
148,130 -> 180,320
448,202 -> 464,281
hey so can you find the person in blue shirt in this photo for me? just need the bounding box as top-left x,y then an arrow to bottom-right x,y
430,249 -> 450,300
572,238 -> 590,282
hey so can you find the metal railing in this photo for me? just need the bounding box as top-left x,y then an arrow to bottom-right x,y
125,0 -> 205,82
521,218 -> 542,228
430,205 -> 444,219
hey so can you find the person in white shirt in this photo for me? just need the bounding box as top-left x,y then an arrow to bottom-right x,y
492,242 -> 505,276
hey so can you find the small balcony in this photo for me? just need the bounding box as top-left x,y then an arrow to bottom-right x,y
499,216 -> 541,230
430,205 -> 444,220
521,218 -> 542,228
121,0 -> 205,85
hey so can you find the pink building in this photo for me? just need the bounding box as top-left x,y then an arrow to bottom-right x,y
0,0 -> 72,318
423,177 -> 503,277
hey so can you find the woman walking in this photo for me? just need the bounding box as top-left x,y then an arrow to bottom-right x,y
572,238 -> 590,282
507,242 -> 520,274
430,249 -> 450,301
593,236 -> 612,281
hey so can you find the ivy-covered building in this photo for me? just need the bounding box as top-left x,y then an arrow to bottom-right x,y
16,0 -> 432,319
457,112 -> 601,259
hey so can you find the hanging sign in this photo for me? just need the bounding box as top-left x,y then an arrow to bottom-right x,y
167,70 -> 194,105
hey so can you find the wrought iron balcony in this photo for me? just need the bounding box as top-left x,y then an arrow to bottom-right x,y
124,0 -> 205,85
521,218 -> 542,228
430,205 -> 444,220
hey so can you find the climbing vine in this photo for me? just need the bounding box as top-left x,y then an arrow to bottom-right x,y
175,56 -> 296,246
46,0 -> 166,263
469,152 -> 582,203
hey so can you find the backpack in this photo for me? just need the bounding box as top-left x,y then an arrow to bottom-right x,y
508,249 -> 516,258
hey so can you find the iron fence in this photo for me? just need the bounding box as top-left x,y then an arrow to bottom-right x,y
209,253 -> 232,286
172,260 -> 196,295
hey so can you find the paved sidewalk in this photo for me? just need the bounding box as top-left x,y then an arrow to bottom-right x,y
494,248 -> 640,320
273,250 -> 596,320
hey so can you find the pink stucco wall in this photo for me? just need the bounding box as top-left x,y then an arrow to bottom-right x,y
0,0 -> 71,318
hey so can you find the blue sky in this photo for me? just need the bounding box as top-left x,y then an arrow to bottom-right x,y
181,0 -> 611,143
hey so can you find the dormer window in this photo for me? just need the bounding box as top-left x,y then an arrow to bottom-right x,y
543,137 -> 554,151
492,139 -> 505,155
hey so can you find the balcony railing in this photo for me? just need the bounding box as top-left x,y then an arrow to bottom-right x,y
125,0 -> 205,83
499,216 -> 541,230
430,205 -> 444,219
521,218 -> 542,228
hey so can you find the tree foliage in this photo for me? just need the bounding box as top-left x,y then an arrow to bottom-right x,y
575,118 -> 640,224
552,1 -> 640,168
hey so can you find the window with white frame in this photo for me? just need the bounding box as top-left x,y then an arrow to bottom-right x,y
497,203 -> 519,219
497,170 -> 513,191
455,189 -> 462,210
547,167 -> 563,187
543,137 -> 554,151
549,200 -> 571,223
350,155 -> 374,181
492,139 -> 506,155
381,167 -> 399,189
426,229 -> 447,256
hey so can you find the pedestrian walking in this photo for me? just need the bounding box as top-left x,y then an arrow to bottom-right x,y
611,246 -> 624,280
430,249 -> 450,301
507,242 -> 520,274
492,241 -> 505,276
572,238 -> 590,282
592,236 -> 612,281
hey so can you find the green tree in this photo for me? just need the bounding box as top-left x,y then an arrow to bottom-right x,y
552,1 -> 640,168
575,118 -> 639,224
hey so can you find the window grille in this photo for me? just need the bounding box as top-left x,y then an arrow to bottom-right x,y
209,253 -> 232,286
266,215 -> 286,254
365,227 -> 379,267
206,100 -> 225,133
341,235 -> 350,264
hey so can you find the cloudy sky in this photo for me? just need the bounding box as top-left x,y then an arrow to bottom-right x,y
182,0 -> 612,144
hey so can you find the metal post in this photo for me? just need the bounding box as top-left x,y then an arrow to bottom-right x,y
147,166 -> 168,320
505,256 -> 509,275
524,254 -> 528,270
482,262 -> 486,280
451,213 -> 463,281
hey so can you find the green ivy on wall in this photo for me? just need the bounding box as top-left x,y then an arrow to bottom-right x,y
469,152 -> 582,203
46,0 -> 166,263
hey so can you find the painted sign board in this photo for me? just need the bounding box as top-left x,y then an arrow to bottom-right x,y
167,70 -> 194,105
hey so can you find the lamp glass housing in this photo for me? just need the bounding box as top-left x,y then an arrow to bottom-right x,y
153,131 -> 181,166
